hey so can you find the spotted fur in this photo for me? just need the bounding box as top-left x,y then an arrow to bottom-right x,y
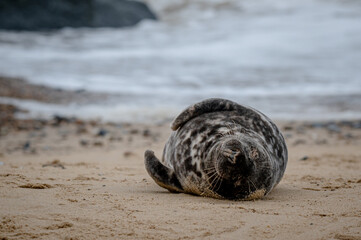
144,98 -> 288,200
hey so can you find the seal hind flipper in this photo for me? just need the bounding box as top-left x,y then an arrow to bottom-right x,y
144,150 -> 183,193
171,98 -> 246,130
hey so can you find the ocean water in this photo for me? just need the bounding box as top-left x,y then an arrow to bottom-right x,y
1,0 -> 361,122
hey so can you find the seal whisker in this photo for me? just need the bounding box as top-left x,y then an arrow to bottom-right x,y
248,179 -> 257,191
204,165 -> 217,173
209,175 -> 220,190
203,166 -> 217,171
214,176 -> 223,192
207,171 -> 219,183
210,175 -> 220,191
207,171 -> 218,180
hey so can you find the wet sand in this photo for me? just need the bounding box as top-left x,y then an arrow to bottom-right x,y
0,77 -> 361,239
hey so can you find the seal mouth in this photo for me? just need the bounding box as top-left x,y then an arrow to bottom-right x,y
234,176 -> 244,186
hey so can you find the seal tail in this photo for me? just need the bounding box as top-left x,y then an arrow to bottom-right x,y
144,150 -> 183,193
171,98 -> 248,130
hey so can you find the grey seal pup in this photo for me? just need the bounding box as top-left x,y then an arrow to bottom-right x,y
144,98 -> 287,200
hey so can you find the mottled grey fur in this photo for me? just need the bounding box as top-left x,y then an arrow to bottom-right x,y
144,98 -> 288,200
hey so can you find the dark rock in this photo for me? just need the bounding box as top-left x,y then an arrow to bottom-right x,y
53,115 -> 71,125
23,141 -> 37,154
96,128 -> 108,137
143,129 -> 151,137
0,0 -> 157,31
130,129 -> 139,134
123,151 -> 134,157
299,156 -> 309,161
80,139 -> 89,146
93,141 -> 103,146
109,136 -> 122,141
23,141 -> 30,150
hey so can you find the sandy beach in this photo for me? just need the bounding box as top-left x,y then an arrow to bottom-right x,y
1,0 -> 361,238
0,104 -> 360,238
0,78 -> 361,239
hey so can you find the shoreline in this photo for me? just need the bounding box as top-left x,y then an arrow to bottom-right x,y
0,76 -> 113,105
2,75 -> 361,124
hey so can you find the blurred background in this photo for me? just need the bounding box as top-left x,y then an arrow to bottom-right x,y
0,0 -> 361,123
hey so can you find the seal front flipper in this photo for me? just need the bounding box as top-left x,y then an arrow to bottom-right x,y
144,150 -> 183,193
171,98 -> 246,130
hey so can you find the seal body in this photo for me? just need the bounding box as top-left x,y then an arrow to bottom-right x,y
144,98 -> 287,200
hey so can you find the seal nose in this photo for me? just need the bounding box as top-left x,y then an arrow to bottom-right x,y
222,149 -> 239,164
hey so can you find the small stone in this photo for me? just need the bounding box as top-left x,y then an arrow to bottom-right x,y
80,139 -> 89,146
143,129 -> 151,137
52,115 -> 71,125
300,156 -> 309,161
130,129 -> 139,134
123,151 -> 134,157
93,141 -> 103,147
109,136 -> 122,142
97,129 -> 108,137
23,141 -> 30,150
283,125 -> 293,131
77,126 -> 88,134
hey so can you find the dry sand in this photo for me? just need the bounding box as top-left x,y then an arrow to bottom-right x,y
0,117 -> 360,240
